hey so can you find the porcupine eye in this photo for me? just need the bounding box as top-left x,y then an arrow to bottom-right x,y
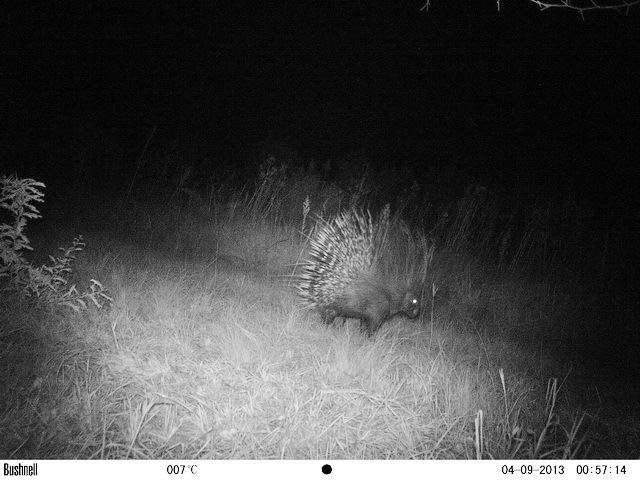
406,293 -> 420,318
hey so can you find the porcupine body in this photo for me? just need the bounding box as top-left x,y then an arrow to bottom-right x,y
297,208 -> 420,336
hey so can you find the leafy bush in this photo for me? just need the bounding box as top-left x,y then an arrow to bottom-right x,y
0,175 -> 112,312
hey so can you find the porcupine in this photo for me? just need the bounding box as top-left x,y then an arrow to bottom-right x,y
297,207 -> 420,336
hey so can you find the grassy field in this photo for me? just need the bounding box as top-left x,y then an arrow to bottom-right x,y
1,168 -> 638,459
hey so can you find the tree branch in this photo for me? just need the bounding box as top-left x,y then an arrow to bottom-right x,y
526,0 -> 640,17
420,0 -> 640,17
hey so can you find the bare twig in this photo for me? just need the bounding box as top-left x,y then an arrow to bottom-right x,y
526,0 -> 640,18
421,0 -> 640,17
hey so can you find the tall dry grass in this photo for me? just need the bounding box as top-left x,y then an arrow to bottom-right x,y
1,155 -> 636,459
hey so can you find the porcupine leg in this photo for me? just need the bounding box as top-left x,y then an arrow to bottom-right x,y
320,308 -> 337,325
360,298 -> 387,336
360,316 -> 375,337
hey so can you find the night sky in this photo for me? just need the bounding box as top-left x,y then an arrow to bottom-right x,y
3,1 -> 639,213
